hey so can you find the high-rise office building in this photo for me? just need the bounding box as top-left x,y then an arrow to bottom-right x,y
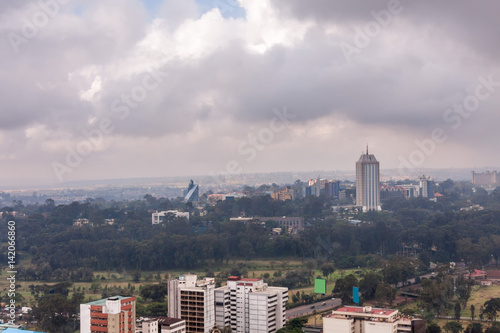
80,296 -> 136,333
215,276 -> 288,333
184,180 -> 199,202
168,274 -> 215,333
419,175 -> 436,199
356,147 -> 381,212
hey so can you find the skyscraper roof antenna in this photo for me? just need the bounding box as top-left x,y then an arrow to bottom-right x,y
366,145 -> 369,155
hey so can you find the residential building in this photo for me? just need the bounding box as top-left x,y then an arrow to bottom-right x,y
73,218 -> 92,227
323,306 -> 424,333
419,175 -> 436,199
152,210 -> 190,224
402,185 -> 420,199
138,317 -> 186,333
324,180 -> 340,198
304,178 -> 340,198
356,148 -> 381,212
168,275 -> 215,333
215,276 -> 288,333
80,296 -> 136,333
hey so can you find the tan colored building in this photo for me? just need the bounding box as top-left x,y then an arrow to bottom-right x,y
323,306 -> 424,333
472,170 -> 498,186
80,296 -> 136,333
271,187 -> 294,201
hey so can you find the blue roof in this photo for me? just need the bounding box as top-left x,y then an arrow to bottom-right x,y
2,329 -> 45,333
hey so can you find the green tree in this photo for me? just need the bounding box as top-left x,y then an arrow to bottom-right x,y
320,262 -> 335,281
484,298 -> 500,321
464,323 -> 483,333
444,321 -> 463,333
140,283 -> 168,303
359,272 -> 383,300
374,282 -> 396,306
333,274 -> 358,305
455,302 -> 462,320
486,323 -> 500,333
427,322 -> 442,333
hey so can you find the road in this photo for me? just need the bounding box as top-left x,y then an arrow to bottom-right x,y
286,298 -> 342,320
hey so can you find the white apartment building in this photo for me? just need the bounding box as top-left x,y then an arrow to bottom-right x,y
168,274 -> 215,333
215,277 -> 288,333
323,306 -> 425,333
152,210 -> 190,224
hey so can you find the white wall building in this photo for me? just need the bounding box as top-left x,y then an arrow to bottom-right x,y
168,274 -> 215,333
215,277 -> 288,333
152,210 -> 190,224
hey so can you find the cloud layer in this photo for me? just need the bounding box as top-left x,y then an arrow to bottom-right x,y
1,0 -> 499,185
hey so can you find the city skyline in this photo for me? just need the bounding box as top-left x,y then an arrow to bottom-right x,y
1,0 -> 500,187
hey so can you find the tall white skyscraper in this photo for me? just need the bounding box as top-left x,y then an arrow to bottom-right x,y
356,147 -> 381,212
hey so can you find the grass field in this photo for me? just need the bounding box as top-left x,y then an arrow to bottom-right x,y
3,256 -> 360,307
461,284 -> 500,317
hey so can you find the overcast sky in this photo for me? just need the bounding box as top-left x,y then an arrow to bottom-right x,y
1,0 -> 499,186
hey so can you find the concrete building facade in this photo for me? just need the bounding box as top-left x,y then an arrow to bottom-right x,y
168,275 -> 215,333
472,170 -> 498,186
323,306 -> 424,333
215,277 -> 288,333
139,317 -> 186,333
80,296 -> 136,333
356,148 -> 381,212
152,210 -> 190,224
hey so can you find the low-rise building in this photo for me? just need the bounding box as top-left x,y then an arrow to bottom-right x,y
323,306 -> 424,333
137,317 -> 186,333
152,211 -> 190,224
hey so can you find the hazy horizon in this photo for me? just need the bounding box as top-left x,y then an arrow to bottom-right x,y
2,0 -> 499,186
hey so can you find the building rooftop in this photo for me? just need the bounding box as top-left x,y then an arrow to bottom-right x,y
332,306 -> 398,316
227,276 -> 261,282
84,296 -> 131,306
157,317 -> 184,326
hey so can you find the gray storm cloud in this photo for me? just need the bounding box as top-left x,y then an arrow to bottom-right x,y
0,0 -> 499,184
